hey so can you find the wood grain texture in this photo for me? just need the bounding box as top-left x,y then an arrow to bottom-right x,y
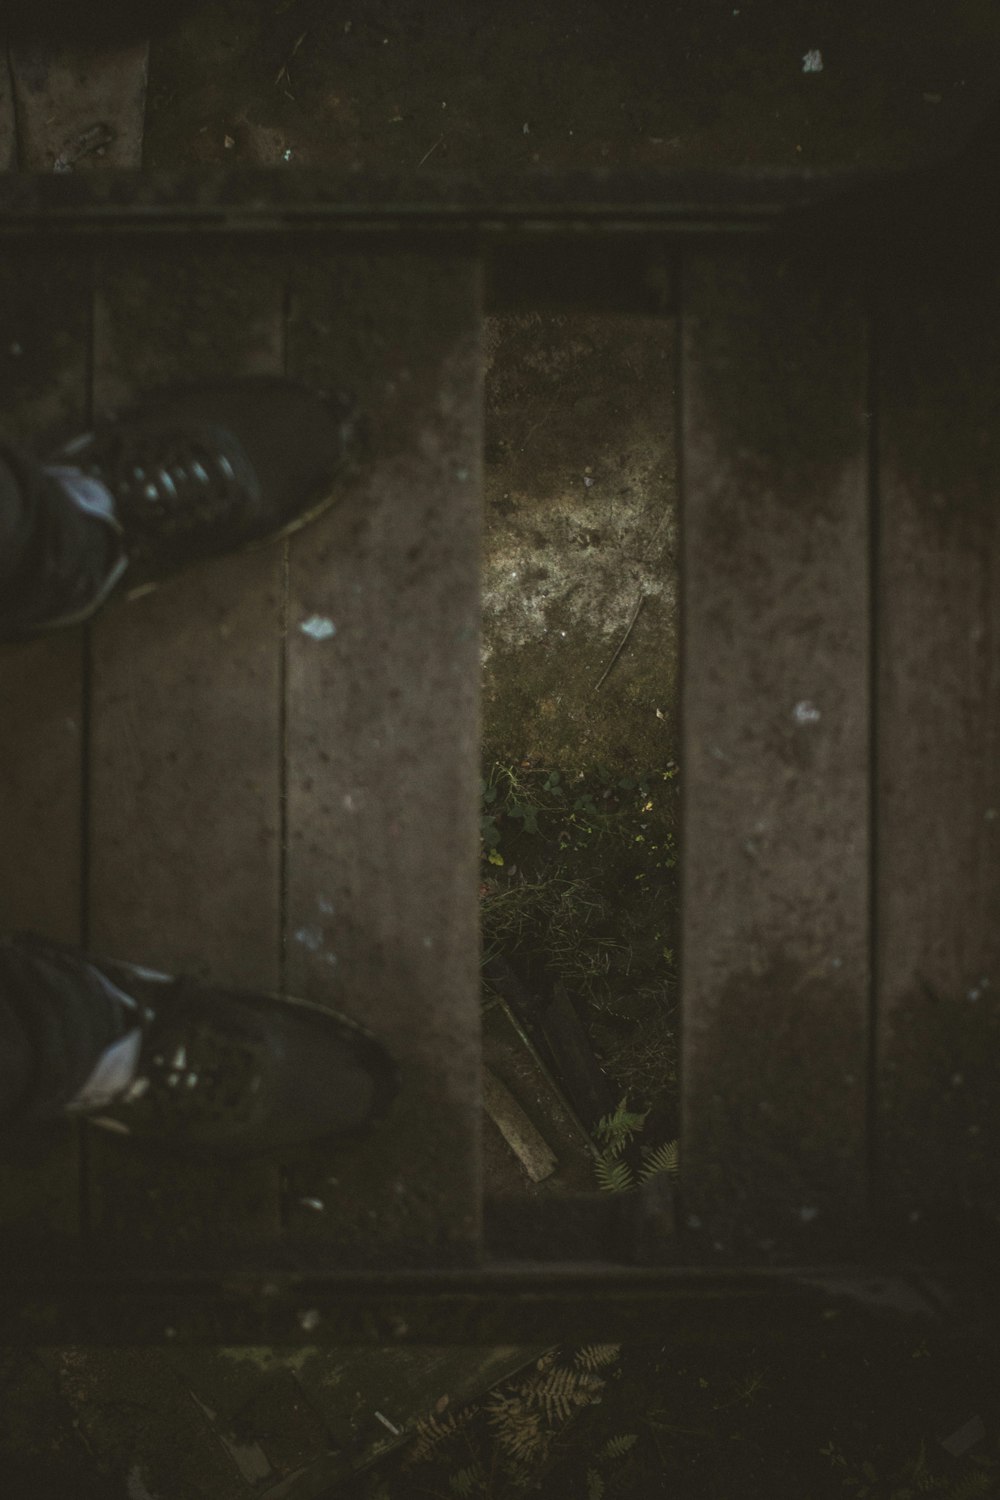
282,252 -> 484,1265
680,248 -> 871,1254
0,249 -> 92,1244
0,46 -> 14,172
9,40 -> 147,170
84,244 -> 286,1258
876,254 -> 1000,1224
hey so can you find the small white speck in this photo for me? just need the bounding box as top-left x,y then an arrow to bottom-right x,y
322,951 -> 338,967
300,614 -> 337,640
951,1072 -> 964,1087
295,926 -> 323,952
510,570 -> 518,579
91,1115 -> 131,1134
802,49 -> 823,72
318,895 -> 333,914
171,1046 -> 186,1070
343,792 -> 356,812
224,134 -> 235,149
583,475 -> 594,488
967,987 -> 981,1002
374,1411 -> 402,1435
299,1308 -> 321,1331
793,700 -> 821,725
167,1074 -> 180,1088
282,148 -> 293,161
298,1196 -> 325,1212
185,1073 -> 199,1089
798,1205 -> 819,1222
522,121 -> 530,134
124,1076 -> 149,1101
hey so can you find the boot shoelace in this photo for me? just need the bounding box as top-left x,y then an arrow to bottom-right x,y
122,1035 -> 261,1117
78,429 -> 244,539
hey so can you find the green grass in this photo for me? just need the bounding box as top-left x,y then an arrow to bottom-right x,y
479,760 -> 679,1119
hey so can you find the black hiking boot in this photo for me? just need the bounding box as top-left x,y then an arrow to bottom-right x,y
19,375 -> 359,634
3,933 -> 398,1156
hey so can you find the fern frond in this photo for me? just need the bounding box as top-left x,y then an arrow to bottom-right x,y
586,1467 -> 605,1500
639,1140 -> 679,1181
405,1406 -> 477,1466
575,1344 -> 622,1373
449,1462 -> 485,1496
485,1390 -> 523,1427
522,1365 -> 604,1423
535,1346 -> 560,1373
486,1397 -> 546,1462
601,1433 -> 638,1460
944,1471 -> 991,1500
595,1154 -> 635,1193
594,1097 -> 649,1156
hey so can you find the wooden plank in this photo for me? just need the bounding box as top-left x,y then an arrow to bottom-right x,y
876,255 -> 1000,1224
0,46 -> 14,171
282,253 -> 483,1264
85,243 -> 286,1260
9,40 -> 147,170
0,248 -> 92,1245
680,248 -> 871,1254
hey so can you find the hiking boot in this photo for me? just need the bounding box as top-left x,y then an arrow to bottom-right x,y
35,375 -> 360,625
5,932 -> 398,1156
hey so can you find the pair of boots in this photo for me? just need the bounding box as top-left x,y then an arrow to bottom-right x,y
1,377 -> 398,1155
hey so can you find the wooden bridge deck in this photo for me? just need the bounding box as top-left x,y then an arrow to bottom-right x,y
0,237 -> 484,1273
0,160 -> 997,1334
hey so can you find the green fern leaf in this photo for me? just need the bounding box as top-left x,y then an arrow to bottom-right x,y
405,1406 -> 477,1466
575,1344 -> 622,1373
586,1468 -> 605,1500
639,1140 -> 679,1180
522,1365 -> 604,1424
595,1154 -> 635,1193
601,1433 -> 638,1460
595,1097 -> 649,1156
449,1463 -> 484,1496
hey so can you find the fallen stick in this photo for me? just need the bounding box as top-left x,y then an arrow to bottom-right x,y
483,1068 -> 557,1183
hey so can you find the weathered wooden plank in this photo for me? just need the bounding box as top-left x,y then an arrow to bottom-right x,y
876,255 -> 1000,1224
9,40 -> 147,170
680,248 -> 870,1254
0,248 -> 92,1243
0,46 -> 15,171
282,253 -> 483,1264
85,244 -> 286,1258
